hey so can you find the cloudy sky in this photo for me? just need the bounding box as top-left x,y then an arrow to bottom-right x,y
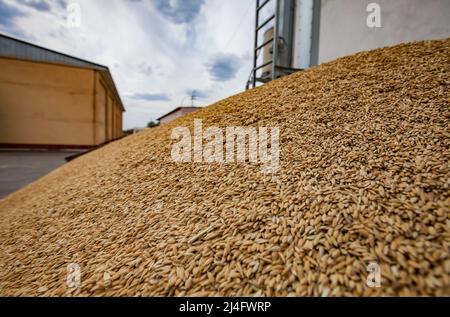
0,0 -> 264,129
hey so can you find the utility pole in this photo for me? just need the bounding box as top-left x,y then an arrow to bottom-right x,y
190,91 -> 196,107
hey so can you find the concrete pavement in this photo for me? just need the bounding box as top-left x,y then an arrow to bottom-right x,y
0,150 -> 82,199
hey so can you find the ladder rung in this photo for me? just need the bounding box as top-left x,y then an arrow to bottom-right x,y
255,37 -> 274,52
276,66 -> 303,72
254,60 -> 273,71
257,0 -> 271,12
256,14 -> 275,32
256,77 -> 272,83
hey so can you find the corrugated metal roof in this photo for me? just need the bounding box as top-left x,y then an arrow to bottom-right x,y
0,33 -> 125,112
0,34 -> 106,70
157,107 -> 201,121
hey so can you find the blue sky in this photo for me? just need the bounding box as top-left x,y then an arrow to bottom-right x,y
0,0 -> 256,129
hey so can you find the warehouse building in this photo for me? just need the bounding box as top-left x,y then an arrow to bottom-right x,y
0,34 -> 124,149
157,107 -> 201,125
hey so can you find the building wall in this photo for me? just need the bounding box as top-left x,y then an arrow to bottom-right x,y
114,101 -> 121,139
117,110 -> 123,137
94,73 -> 123,144
112,100 -> 117,140
0,57 -> 95,147
159,107 -> 200,125
94,75 -> 107,145
107,94 -> 114,141
317,0 -> 450,64
96,75 -> 122,144
0,58 -> 124,148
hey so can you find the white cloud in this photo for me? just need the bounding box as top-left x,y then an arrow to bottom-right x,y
0,0 -> 255,129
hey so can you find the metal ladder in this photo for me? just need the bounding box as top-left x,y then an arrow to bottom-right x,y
247,0 -> 280,89
247,0 -> 301,90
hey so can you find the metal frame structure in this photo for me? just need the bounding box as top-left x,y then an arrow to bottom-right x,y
247,0 -> 300,90
248,0 -> 277,89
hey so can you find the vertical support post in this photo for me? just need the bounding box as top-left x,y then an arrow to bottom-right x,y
271,0 -> 280,81
310,0 -> 321,67
252,0 -> 260,88
93,71 -> 97,145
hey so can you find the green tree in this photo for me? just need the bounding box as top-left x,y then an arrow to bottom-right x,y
147,121 -> 159,128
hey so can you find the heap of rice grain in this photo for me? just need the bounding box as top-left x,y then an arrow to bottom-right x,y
0,39 -> 449,297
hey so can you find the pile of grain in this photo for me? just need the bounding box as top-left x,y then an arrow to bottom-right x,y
0,39 -> 449,297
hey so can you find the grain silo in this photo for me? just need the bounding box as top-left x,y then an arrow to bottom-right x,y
249,0 -> 450,88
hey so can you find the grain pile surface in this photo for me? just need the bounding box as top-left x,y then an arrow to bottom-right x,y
0,39 -> 449,297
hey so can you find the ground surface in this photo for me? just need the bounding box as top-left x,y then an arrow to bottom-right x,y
0,40 -> 448,297
0,150 -> 81,199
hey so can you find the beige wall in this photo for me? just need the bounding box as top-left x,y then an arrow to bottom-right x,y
95,76 -> 107,145
0,57 -> 124,147
0,57 -> 95,146
94,76 -> 123,144
117,103 -> 121,138
112,100 -> 117,140
119,107 -> 123,137
107,94 -> 114,141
